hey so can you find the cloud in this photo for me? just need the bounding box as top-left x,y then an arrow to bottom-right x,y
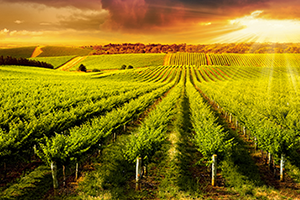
14,20 -> 24,24
40,22 -> 51,26
0,28 -> 43,38
257,0 -> 300,20
9,30 -> 43,36
2,0 -> 300,34
99,0 -> 270,33
0,28 -> 9,38
0,0 -> 101,10
1,28 -> 9,33
58,9 -> 109,30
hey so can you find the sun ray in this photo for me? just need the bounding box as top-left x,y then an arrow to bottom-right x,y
212,10 -> 300,43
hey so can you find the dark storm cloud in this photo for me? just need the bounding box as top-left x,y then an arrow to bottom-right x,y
99,0 -> 270,32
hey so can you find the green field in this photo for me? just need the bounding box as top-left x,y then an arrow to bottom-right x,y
70,53 -> 166,70
29,56 -> 76,69
1,53 -> 300,200
0,46 -> 37,58
37,46 -> 92,57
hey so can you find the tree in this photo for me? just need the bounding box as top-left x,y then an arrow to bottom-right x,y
120,65 -> 126,70
78,64 -> 87,72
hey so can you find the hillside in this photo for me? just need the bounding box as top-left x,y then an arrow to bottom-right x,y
37,46 -> 92,57
70,53 -> 165,71
0,46 -> 37,58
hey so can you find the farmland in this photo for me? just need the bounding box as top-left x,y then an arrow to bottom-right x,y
29,56 -> 76,69
36,46 -> 92,57
0,47 -> 37,58
1,52 -> 300,199
70,53 -> 165,71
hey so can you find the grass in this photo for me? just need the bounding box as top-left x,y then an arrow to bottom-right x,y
66,135 -> 135,200
156,88 -> 206,199
70,53 -> 165,71
0,165 -> 52,200
29,56 -> 76,69
0,46 -> 37,58
38,46 -> 92,57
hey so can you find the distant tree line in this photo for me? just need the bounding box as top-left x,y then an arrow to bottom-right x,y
82,42 -> 300,55
0,56 -> 54,69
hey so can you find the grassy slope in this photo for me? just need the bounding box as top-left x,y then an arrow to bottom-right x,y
29,56 -> 76,69
70,53 -> 166,70
0,47 -> 37,58
38,46 -> 92,57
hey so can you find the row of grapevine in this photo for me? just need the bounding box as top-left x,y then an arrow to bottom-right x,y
2,62 -> 300,198
0,64 -> 181,162
186,66 -> 233,166
35,69 -> 182,188
166,53 -> 207,66
123,67 -> 185,180
194,66 -> 300,175
208,53 -> 300,68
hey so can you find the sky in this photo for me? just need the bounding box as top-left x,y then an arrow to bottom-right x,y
1,0 -> 300,46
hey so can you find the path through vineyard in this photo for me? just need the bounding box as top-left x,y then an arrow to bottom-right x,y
56,56 -> 87,71
30,46 -> 44,58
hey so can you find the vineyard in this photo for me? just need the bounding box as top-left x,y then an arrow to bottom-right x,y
1,53 -> 300,199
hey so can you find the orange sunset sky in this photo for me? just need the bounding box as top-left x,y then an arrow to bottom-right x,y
1,0 -> 300,46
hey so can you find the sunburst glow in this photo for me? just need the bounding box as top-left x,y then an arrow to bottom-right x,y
213,10 -> 300,43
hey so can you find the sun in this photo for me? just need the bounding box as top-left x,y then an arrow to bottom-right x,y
213,10 -> 300,43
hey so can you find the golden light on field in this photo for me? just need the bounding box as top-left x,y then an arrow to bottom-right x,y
212,10 -> 300,43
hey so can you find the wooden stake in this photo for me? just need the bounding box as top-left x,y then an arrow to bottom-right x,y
268,153 -> 272,170
75,163 -> 79,180
136,157 -> 142,190
229,114 -> 232,123
98,144 -> 102,155
212,154 -> 217,186
254,137 -> 257,151
243,127 -> 246,135
280,154 -> 285,182
63,165 -> 66,187
51,162 -> 59,189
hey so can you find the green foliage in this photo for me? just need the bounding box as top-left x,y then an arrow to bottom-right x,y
120,64 -> 126,70
0,65 -> 168,162
186,68 -> 233,162
78,64 -> 87,72
2,61 -> 300,199
123,67 -> 183,164
36,81 -> 174,167
91,68 -> 101,72
196,63 -> 300,162
0,165 -> 52,200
